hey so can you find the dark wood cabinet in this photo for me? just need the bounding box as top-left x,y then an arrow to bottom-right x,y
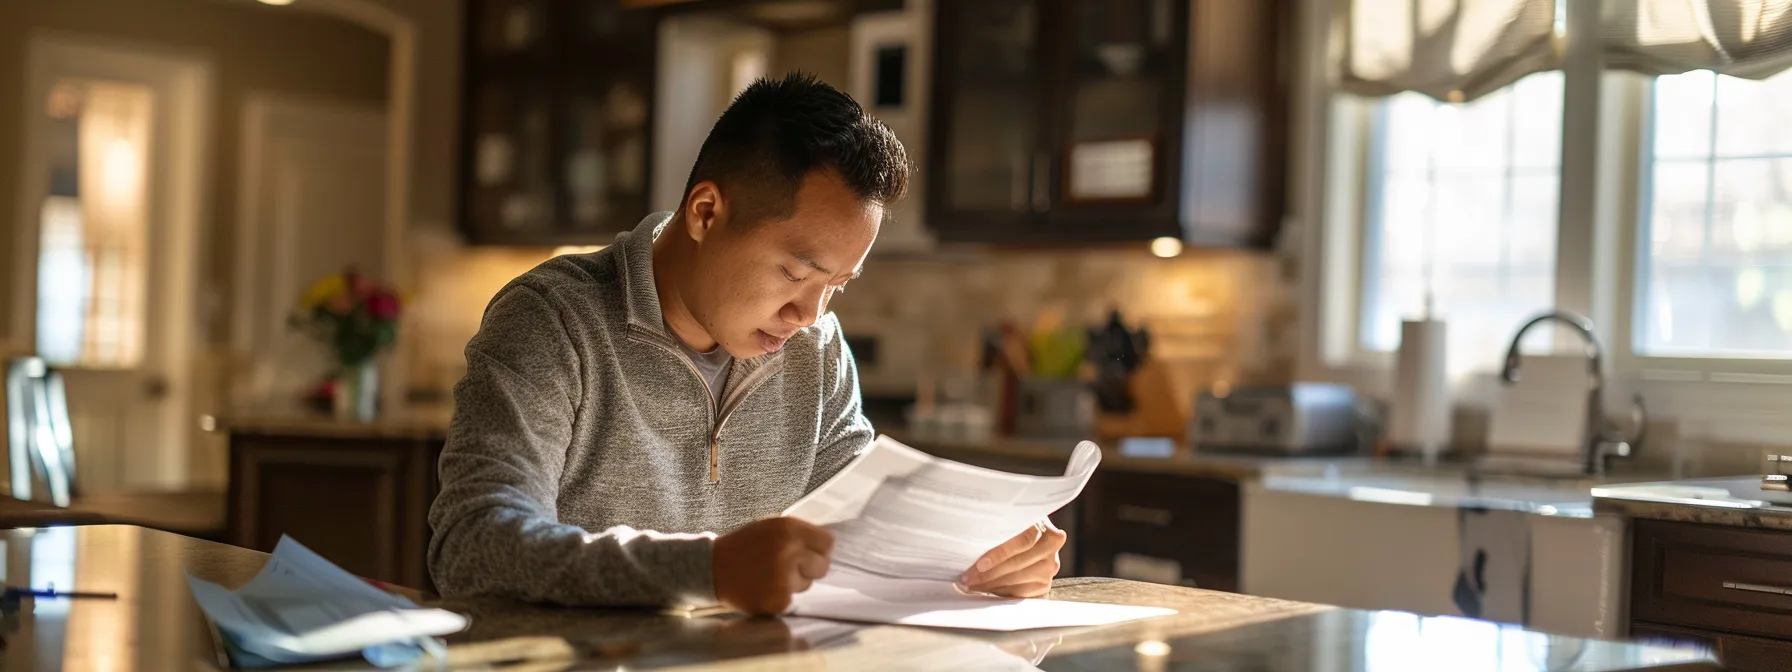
1630,519 -> 1792,671
1078,469 -> 1240,592
925,0 -> 1288,247
226,432 -> 444,590
458,0 -> 656,245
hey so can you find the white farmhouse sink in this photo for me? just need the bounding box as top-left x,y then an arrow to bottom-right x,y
1240,465 -> 1630,640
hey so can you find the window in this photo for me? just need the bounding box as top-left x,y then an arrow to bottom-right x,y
1639,68 -> 1792,358
1358,71 -> 1565,375
34,79 -> 152,369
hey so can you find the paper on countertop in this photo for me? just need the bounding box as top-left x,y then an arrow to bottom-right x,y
782,617 -> 1054,670
186,536 -> 467,668
785,435 -> 1175,630
1488,354 -> 1591,456
791,566 -> 1175,631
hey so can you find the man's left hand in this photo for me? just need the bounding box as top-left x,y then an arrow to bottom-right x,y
959,518 -> 1067,598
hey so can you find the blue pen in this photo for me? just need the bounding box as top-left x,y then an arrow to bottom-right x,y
2,585 -> 117,600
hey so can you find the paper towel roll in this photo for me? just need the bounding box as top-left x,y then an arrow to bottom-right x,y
1388,319 -> 1451,457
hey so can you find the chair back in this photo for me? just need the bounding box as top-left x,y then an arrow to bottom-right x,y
7,356 -> 77,507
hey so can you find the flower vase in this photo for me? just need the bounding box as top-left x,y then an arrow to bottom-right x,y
333,360 -> 380,422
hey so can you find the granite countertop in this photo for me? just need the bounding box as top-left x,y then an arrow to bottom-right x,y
436,579 -> 1711,672
890,431 -> 1362,481
896,432 -> 1688,520
215,415 -> 1353,480
221,408 -> 452,440
1249,459 -> 1683,518
9,525 -> 1715,671
1256,467 -> 1598,517
216,410 -> 1682,523
1593,476 -> 1792,531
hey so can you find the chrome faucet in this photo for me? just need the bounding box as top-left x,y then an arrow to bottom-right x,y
1499,310 -> 1646,476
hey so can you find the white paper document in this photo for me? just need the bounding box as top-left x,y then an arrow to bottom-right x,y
784,434 -> 1176,630
782,616 -> 1057,670
186,536 -> 467,666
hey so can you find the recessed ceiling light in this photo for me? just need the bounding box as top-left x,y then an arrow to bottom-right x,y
1149,237 -> 1183,258
259,0 -> 297,6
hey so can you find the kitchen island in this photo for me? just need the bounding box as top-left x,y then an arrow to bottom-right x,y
222,412 -> 453,589
0,525 -> 1716,671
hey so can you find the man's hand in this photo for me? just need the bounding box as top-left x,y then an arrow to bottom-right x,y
960,518 -> 1067,598
713,517 -> 834,615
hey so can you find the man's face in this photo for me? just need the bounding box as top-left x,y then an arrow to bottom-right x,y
686,170 -> 881,358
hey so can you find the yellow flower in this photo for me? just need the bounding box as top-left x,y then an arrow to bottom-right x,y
301,274 -> 347,311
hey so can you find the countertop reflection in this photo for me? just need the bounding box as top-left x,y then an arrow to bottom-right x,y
0,526 -> 1717,671
2,524 -> 266,671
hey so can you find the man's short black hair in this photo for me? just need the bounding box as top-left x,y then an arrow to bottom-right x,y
682,71 -> 910,227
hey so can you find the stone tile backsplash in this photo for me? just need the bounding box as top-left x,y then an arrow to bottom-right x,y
830,248 -> 1293,410
403,237 -> 1297,419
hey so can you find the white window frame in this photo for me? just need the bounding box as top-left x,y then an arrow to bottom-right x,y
1291,0 -> 1792,444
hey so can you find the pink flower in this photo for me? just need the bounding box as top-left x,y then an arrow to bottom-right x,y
367,291 -> 400,320
328,293 -> 353,314
350,274 -> 373,298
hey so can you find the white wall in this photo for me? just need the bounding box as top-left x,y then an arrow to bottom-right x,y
653,15 -> 774,212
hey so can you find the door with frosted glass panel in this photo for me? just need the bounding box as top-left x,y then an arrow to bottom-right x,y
15,37 -> 206,494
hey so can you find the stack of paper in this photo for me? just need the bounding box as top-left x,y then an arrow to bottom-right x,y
186,536 -> 467,668
784,435 -> 1176,630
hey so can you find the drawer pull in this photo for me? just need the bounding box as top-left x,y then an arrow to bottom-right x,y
1116,504 -> 1173,526
1722,581 -> 1792,595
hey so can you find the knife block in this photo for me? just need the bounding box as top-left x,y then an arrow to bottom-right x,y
1095,357 -> 1186,442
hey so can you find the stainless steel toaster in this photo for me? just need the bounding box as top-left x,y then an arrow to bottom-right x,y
1190,383 -> 1361,455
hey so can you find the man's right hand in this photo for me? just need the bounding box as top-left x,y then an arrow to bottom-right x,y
713,517 -> 834,615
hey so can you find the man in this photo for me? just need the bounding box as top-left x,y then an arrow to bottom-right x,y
428,73 -> 1066,615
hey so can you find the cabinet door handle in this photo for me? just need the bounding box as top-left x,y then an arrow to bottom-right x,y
1722,581 -> 1792,595
1031,151 -> 1050,212
1116,504 -> 1173,526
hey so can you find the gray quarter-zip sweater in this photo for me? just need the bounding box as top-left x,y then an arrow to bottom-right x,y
427,212 -> 873,607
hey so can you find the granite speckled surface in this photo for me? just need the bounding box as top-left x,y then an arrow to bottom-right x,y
1593,476 -> 1792,530
221,409 -> 453,440
219,411 -> 1686,522
0,526 -> 1713,671
889,431 -> 1356,481
217,416 -> 1349,481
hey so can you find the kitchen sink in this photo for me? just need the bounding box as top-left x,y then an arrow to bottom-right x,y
1334,454 -> 1665,490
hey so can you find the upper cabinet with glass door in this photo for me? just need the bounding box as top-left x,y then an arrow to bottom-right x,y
459,0 -> 657,245
929,0 -> 1045,230
927,0 -> 1289,247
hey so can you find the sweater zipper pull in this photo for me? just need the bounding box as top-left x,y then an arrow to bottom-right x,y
708,436 -> 720,483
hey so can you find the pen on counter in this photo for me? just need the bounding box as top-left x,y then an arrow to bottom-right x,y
2,586 -> 117,600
